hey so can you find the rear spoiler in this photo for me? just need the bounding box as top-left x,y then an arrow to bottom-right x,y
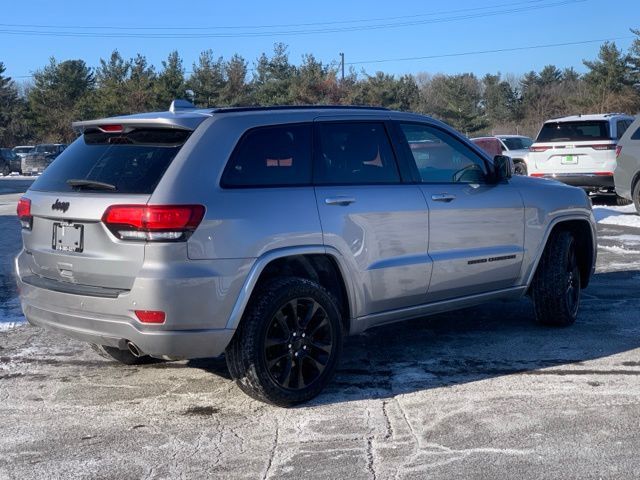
72,102 -> 213,134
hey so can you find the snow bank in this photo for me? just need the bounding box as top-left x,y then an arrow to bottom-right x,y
594,205 -> 640,228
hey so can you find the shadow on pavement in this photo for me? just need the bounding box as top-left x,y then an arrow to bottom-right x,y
185,269 -> 640,406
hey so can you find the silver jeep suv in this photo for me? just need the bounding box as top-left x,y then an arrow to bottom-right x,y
16,103 -> 597,405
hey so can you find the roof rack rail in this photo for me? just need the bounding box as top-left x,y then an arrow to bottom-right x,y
210,105 -> 390,114
603,112 -> 627,117
169,99 -> 196,113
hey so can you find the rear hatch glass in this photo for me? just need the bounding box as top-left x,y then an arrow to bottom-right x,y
30,128 -> 190,194
536,121 -> 611,143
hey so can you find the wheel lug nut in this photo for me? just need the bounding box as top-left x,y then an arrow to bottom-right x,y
302,333 -> 306,338
288,344 -> 292,349
303,345 -> 307,350
294,352 -> 299,357
292,332 -> 297,337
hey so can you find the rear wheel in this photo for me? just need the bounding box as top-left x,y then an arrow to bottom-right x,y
513,161 -> 528,176
633,181 -> 640,215
531,230 -> 581,327
90,344 -> 159,365
226,277 -> 343,406
1,164 -> 9,176
616,195 -> 632,206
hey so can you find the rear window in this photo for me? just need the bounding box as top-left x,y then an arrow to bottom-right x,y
499,137 -> 533,150
536,121 -> 610,142
30,128 -> 190,194
221,124 -> 312,188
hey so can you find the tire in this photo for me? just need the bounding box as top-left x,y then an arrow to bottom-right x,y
1,164 -> 9,176
90,344 -> 160,365
513,161 -> 528,176
634,181 -> 640,215
531,230 -> 581,327
225,277 -> 343,406
616,195 -> 632,206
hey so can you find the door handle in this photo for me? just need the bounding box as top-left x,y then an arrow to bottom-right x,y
431,193 -> 456,202
325,196 -> 356,206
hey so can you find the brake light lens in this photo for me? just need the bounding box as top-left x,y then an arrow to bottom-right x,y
530,173 -> 545,177
616,145 -> 622,158
16,197 -> 32,229
589,144 -> 616,151
530,145 -> 551,152
102,204 -> 205,241
98,124 -> 124,133
135,310 -> 166,324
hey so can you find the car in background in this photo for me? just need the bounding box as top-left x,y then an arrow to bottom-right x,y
22,143 -> 67,175
527,113 -> 634,204
470,135 -> 533,175
0,148 -> 22,175
613,115 -> 640,213
13,145 -> 34,165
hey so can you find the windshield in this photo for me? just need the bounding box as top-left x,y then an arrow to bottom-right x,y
499,137 -> 533,150
13,147 -> 32,154
30,128 -> 191,194
35,145 -> 57,154
536,121 -> 611,142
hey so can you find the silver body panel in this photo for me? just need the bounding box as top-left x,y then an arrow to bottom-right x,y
614,115 -> 640,200
16,107 -> 597,359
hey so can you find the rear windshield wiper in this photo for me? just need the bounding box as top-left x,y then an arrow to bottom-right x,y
66,179 -> 117,191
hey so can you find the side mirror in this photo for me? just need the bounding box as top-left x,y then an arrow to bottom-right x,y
492,155 -> 513,182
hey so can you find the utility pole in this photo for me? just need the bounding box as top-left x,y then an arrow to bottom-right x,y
339,52 -> 345,82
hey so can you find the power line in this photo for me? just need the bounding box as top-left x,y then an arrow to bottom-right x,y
0,0 -> 553,31
346,36 -> 636,66
0,0 -> 584,39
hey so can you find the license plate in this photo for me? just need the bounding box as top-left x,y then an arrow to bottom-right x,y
561,155 -> 578,165
52,222 -> 84,252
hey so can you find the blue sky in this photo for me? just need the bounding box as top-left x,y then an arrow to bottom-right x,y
1,0 -> 639,83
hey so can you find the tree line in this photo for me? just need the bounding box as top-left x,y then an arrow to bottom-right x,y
1,31 -> 640,146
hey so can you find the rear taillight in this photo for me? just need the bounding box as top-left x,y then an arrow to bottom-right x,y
530,173 -> 545,177
16,197 -> 32,229
530,145 -> 551,152
616,145 -> 622,158
588,144 -> 616,151
102,204 -> 205,241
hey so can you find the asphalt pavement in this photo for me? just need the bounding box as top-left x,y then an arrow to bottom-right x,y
1,180 -> 640,479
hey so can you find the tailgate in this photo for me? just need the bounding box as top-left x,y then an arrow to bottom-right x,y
534,142 -> 616,172
21,191 -> 148,290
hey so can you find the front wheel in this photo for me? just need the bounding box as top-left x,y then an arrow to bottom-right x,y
530,230 -> 581,327
226,277 -> 343,406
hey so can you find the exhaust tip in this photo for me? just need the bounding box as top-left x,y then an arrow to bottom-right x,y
126,341 -> 142,358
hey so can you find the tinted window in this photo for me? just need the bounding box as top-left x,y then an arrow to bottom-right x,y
499,137 -> 533,150
632,126 -> 640,140
314,122 -> 400,185
617,120 -> 631,139
30,128 -> 190,194
399,123 -> 487,184
222,124 -> 312,188
536,121 -> 610,142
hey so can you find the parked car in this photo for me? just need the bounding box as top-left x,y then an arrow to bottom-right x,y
22,143 -> 67,175
16,102 -> 597,406
0,148 -> 21,175
613,115 -> 640,213
470,135 -> 532,175
470,136 -> 503,158
13,145 -> 34,167
527,113 -> 634,204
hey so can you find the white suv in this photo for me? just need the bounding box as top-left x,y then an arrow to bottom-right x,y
528,113 -> 634,203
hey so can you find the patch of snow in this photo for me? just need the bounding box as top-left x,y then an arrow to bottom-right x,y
594,205 -> 640,228
599,245 -> 640,255
600,234 -> 640,245
0,321 -> 24,332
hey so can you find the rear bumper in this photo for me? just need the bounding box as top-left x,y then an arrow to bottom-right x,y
532,173 -> 614,189
15,252 -> 252,359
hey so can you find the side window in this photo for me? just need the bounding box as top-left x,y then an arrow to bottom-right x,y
314,122 -> 401,185
617,120 -> 631,139
222,124 -> 312,188
399,123 -> 488,184
632,126 -> 640,141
